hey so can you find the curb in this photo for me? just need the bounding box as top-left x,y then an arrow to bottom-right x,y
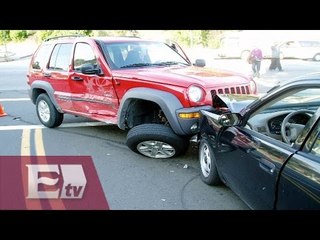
0,54 -> 32,63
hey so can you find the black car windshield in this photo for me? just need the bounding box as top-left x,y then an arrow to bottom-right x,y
101,41 -> 190,70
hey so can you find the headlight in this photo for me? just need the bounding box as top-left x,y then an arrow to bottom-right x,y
187,85 -> 204,102
249,80 -> 256,93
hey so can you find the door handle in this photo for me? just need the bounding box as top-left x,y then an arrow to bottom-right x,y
259,158 -> 276,174
71,76 -> 83,81
43,72 -> 51,77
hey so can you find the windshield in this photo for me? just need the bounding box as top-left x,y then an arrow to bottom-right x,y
101,41 -> 190,70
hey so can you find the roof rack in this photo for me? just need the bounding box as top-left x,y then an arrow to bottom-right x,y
44,34 -> 86,42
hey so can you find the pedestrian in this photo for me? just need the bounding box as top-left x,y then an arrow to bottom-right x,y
249,46 -> 263,78
269,42 -> 283,71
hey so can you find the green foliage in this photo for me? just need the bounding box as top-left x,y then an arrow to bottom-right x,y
0,30 -> 10,44
35,30 -> 93,42
9,30 -> 28,42
200,30 -> 210,47
169,30 -> 226,48
92,30 -> 139,37
1,30 -> 228,50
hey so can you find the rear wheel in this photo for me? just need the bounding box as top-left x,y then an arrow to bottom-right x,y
241,50 -> 250,61
126,124 -> 189,159
199,138 -> 222,186
313,53 -> 320,61
36,93 -> 63,128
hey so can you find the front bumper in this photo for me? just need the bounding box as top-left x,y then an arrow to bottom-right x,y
174,105 -> 214,136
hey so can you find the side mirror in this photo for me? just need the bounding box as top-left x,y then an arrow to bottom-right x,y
219,113 -> 241,127
81,63 -> 100,75
194,59 -> 206,67
201,110 -> 242,128
170,43 -> 178,52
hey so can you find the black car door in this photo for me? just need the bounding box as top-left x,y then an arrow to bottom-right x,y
214,86 -> 320,209
276,115 -> 320,209
215,126 -> 295,210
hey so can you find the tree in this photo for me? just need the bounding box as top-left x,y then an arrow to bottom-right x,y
200,30 -> 210,47
0,30 -> 10,44
92,30 -> 139,37
35,30 -> 93,42
9,30 -> 28,42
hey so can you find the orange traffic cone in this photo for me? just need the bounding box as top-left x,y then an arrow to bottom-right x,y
0,103 -> 7,117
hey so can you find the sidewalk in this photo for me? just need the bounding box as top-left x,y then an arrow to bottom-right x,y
0,39 -> 38,62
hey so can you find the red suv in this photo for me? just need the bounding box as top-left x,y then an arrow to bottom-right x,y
27,35 -> 256,159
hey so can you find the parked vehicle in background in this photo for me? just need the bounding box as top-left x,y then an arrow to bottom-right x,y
217,31 -> 320,61
280,40 -> 320,61
198,76 -> 320,209
27,35 -> 256,159
217,31 -> 275,60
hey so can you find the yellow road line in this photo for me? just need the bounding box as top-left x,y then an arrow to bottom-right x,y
21,128 -> 42,209
35,128 -> 45,155
20,128 -> 66,210
21,129 -> 31,155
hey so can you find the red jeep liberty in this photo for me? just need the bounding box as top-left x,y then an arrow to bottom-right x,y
27,35 -> 256,158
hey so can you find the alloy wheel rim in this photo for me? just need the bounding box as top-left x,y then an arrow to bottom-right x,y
137,140 -> 176,158
200,143 -> 211,177
38,100 -> 50,122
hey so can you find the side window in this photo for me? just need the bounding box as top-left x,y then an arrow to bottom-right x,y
311,131 -> 320,157
32,44 -> 52,70
48,43 -> 73,71
304,115 -> 320,157
73,43 -> 98,72
247,88 -> 320,144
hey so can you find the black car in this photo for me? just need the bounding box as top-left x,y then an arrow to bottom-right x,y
199,76 -> 320,210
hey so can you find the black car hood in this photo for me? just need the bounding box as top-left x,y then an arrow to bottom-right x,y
213,94 -> 260,113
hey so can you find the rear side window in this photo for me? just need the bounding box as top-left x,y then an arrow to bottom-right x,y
32,44 -> 52,70
48,43 -> 73,71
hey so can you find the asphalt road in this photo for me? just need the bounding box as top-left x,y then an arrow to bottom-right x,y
1,57 -> 319,210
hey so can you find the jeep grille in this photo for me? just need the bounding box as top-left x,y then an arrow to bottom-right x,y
211,85 -> 250,97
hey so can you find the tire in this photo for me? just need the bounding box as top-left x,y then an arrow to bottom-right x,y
199,138 -> 221,186
36,93 -> 63,128
126,124 -> 189,159
241,50 -> 250,61
313,53 -> 320,61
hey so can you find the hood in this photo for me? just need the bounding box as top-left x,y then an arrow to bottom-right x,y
213,94 -> 260,113
113,65 -> 251,87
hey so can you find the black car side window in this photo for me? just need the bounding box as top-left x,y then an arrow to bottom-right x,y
311,132 -> 320,157
247,88 -> 320,144
305,119 -> 320,157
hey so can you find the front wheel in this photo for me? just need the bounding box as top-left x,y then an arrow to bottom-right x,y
126,124 -> 189,159
36,93 -> 63,128
199,138 -> 222,186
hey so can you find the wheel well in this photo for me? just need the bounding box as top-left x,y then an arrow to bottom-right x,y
31,88 -> 47,104
124,99 -> 168,129
313,53 -> 320,61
